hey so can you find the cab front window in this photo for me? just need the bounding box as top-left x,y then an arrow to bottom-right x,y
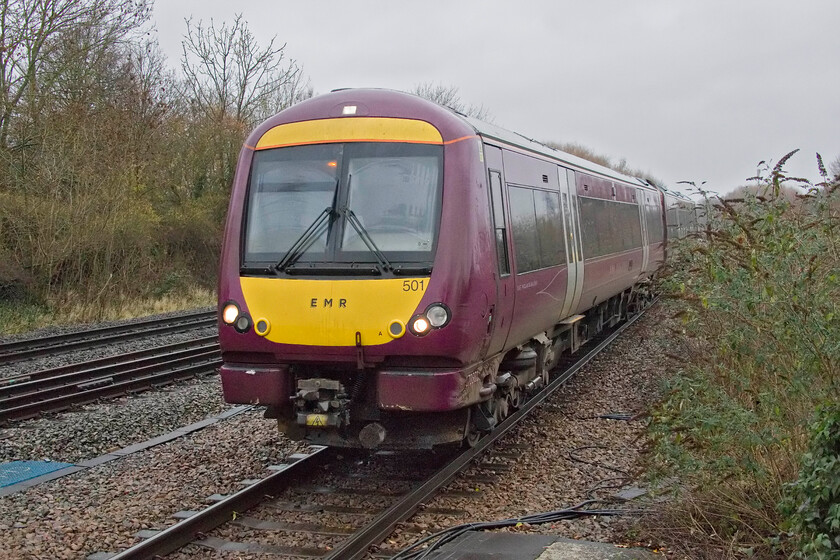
244,144 -> 342,264
340,143 -> 440,255
242,142 -> 442,271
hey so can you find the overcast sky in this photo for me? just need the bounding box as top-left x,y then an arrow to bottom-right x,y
152,1 -> 840,196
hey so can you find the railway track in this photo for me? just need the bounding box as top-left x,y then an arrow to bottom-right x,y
0,335 -> 221,423
0,309 -> 216,365
101,305 -> 649,560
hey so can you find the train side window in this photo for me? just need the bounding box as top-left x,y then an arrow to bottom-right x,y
508,186 -> 540,273
645,195 -> 664,244
578,196 -> 642,257
488,171 -> 510,275
534,189 -> 565,266
509,185 -> 566,273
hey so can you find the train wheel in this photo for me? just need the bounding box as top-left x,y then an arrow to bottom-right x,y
494,394 -> 509,425
509,388 -> 522,410
463,409 -> 482,448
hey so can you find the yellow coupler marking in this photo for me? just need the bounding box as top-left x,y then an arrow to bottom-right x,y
254,117 -> 443,150
239,277 -> 429,347
305,414 -> 329,427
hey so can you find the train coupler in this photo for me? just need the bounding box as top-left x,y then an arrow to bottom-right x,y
294,378 -> 349,428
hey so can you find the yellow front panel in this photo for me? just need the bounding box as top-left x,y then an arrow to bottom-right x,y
240,277 -> 430,347
254,117 -> 443,150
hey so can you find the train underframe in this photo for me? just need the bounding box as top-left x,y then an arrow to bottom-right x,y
225,285 -> 651,450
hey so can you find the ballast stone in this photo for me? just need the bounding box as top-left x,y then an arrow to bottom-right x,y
420,531 -> 661,559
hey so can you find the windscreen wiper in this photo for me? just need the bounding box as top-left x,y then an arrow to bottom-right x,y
339,206 -> 393,273
274,207 -> 335,273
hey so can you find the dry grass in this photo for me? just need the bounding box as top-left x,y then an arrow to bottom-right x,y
55,286 -> 216,323
0,286 -> 215,335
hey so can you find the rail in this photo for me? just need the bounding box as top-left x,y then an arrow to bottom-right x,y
100,304 -> 650,560
0,336 -> 220,423
0,309 -> 215,365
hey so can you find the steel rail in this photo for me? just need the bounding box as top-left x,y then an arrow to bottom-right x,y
101,304 -> 651,560
0,336 -> 219,395
324,305 -> 650,560
0,309 -> 215,365
106,446 -> 334,560
0,353 -> 222,422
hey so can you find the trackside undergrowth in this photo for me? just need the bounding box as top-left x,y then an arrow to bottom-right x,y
644,152 -> 839,559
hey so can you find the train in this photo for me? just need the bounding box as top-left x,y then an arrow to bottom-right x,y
217,88 -> 702,450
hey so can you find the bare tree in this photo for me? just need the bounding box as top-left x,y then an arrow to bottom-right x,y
180,14 -> 307,127
126,39 -> 175,130
830,154 -> 840,183
256,67 -> 313,119
0,0 -> 151,148
412,82 -> 492,121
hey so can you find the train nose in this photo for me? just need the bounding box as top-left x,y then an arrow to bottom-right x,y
359,422 -> 387,449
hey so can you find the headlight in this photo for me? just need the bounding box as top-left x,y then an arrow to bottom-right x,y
425,304 -> 451,328
409,315 -> 430,336
406,302 -> 452,337
222,302 -> 239,325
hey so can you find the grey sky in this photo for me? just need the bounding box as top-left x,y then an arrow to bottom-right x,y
153,1 -> 840,195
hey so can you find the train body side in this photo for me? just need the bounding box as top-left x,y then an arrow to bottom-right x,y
477,138 -> 664,351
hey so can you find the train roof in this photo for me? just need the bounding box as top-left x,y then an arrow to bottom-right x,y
459,115 -> 655,190
656,184 -> 701,205
253,88 -> 659,193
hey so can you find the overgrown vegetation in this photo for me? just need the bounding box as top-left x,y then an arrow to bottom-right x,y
647,151 -> 840,558
0,1 -> 310,329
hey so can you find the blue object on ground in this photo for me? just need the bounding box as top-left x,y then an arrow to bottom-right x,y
0,460 -> 75,487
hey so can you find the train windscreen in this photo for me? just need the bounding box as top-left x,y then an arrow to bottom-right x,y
243,142 -> 442,271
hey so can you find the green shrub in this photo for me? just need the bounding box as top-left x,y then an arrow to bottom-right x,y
645,152 -> 840,558
781,403 -> 840,559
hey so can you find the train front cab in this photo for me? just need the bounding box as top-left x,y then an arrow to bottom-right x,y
218,99 -> 503,449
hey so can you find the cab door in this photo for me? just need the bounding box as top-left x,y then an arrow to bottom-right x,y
559,167 -> 584,318
484,145 -> 514,356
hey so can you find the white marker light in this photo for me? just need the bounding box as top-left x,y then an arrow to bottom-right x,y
426,304 -> 450,328
342,105 -> 357,115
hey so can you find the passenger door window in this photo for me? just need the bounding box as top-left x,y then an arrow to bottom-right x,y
489,170 -> 510,275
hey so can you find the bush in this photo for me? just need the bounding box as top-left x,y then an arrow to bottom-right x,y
645,152 -> 839,558
781,404 -> 840,559
0,5 -> 310,327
